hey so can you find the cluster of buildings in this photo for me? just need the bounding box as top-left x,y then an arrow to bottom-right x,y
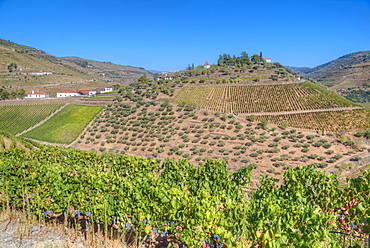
25,87 -> 115,99
56,87 -> 114,97
28,71 -> 53,76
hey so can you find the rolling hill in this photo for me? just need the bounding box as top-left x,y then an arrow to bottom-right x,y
286,66 -> 310,72
61,56 -> 152,84
298,50 -> 370,89
0,39 -> 151,95
299,51 -> 370,104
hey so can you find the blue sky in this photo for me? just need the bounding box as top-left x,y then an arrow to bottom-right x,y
0,0 -> 369,71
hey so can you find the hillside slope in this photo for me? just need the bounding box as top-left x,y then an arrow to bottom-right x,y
61,56 -> 152,84
299,51 -> 370,88
0,39 -> 93,87
0,39 -> 151,93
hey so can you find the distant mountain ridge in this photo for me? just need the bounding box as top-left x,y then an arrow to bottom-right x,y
286,66 -> 310,72
298,51 -> 370,88
61,56 -> 152,83
298,51 -> 370,89
299,51 -> 370,76
297,50 -> 370,104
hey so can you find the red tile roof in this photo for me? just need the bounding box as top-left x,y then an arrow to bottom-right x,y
27,91 -> 48,95
77,88 -> 93,91
59,90 -> 77,93
159,73 -> 176,77
204,61 -> 210,66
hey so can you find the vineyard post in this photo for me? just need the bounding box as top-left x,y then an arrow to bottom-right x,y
103,198 -> 107,247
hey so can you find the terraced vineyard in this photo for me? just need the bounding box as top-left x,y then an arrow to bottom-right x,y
0,103 -> 65,134
255,109 -> 370,132
172,82 -> 358,114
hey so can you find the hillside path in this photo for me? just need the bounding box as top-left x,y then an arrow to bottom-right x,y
182,80 -> 302,88
238,106 -> 363,116
15,103 -> 69,136
321,149 -> 370,184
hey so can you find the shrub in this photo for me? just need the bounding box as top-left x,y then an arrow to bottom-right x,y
314,141 -> 323,147
318,156 -> 326,161
248,115 -> 257,122
318,162 -> 328,168
328,158 -> 337,163
323,143 -> 332,149
280,122 -> 289,129
334,154 -> 343,160
353,156 -> 362,161
269,142 -> 279,147
344,140 -> 354,146
355,131 -> 365,137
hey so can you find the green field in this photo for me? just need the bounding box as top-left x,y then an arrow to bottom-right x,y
22,104 -> 103,144
0,103 -> 65,134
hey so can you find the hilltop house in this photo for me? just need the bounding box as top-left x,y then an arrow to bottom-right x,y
156,73 -> 177,81
204,61 -> 211,69
57,90 -> 81,98
264,58 -> 271,63
25,91 -> 49,99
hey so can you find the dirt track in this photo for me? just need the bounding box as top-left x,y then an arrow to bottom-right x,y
239,106 -> 363,116
0,97 -> 112,106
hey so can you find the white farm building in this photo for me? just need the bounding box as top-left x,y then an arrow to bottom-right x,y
88,87 -> 115,96
57,90 -> 81,98
25,91 -> 49,99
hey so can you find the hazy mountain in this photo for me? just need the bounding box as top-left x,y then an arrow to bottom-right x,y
61,56 -> 152,84
286,66 -> 310,72
298,51 -> 370,89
